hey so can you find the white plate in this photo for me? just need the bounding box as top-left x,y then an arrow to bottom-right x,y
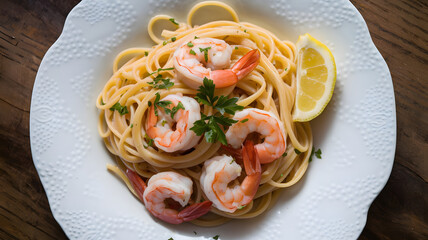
30,0 -> 396,239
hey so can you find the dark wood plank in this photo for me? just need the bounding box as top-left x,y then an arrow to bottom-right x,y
0,0 -> 426,239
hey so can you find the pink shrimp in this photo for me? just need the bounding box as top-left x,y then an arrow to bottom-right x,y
200,141 -> 261,213
173,38 -> 260,89
225,108 -> 287,164
126,169 -> 212,224
146,94 -> 201,152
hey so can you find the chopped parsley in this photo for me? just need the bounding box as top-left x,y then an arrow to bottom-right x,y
244,29 -> 247,33
199,47 -> 211,62
144,133 -> 154,148
163,40 -> 168,45
149,67 -> 174,76
230,158 -> 235,164
100,98 -> 105,105
130,123 -> 134,128
309,147 -> 322,162
235,46 -> 238,50
164,101 -> 185,119
237,205 -> 246,210
284,67 -> 288,71
189,49 -> 196,55
240,118 -> 249,123
315,148 -> 322,159
194,36 -> 199,39
193,231 -> 197,235
169,18 -> 179,25
171,37 -> 176,42
280,173 -> 284,177
145,51 -> 148,56
187,42 -> 194,47
148,74 -> 174,90
190,78 -> 243,145
109,102 -> 129,115
161,120 -> 168,126
294,149 -> 302,154
282,152 -> 287,157
149,92 -> 172,116
168,238 -> 174,240
213,235 -> 220,240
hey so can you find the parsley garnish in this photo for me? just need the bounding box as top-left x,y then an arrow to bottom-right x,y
194,36 -> 199,39
235,46 -> 238,50
315,148 -> 322,159
294,149 -> 302,154
161,120 -> 168,126
284,68 -> 288,71
244,29 -> 247,33
213,235 -> 220,240
163,40 -> 167,46
169,18 -> 179,25
110,102 -> 129,115
148,74 -> 174,90
167,102 -> 185,119
230,158 -> 235,164
190,78 -> 243,145
144,133 -> 154,148
149,67 -> 174,76
100,98 -> 105,105
193,231 -> 197,235
171,37 -> 176,42
150,92 -> 172,116
168,238 -> 174,240
237,205 -> 246,210
280,173 -> 284,177
145,51 -> 148,56
240,118 -> 249,123
282,152 -> 287,157
187,42 -> 194,47
199,47 -> 211,62
189,49 -> 196,55
130,123 -> 133,128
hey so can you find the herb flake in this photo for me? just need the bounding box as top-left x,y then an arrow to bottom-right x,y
187,42 -> 194,47
294,149 -> 302,154
109,102 -> 129,115
199,47 -> 211,62
169,18 -> 179,25
149,68 -> 174,76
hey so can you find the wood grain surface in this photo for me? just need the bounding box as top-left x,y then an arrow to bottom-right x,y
0,0 -> 426,239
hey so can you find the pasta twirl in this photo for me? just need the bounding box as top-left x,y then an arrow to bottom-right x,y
97,1 -> 312,226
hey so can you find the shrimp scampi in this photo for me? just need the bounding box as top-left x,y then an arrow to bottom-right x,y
200,141 -> 261,213
225,108 -> 287,164
146,94 -> 201,152
126,170 -> 212,224
173,38 -> 260,89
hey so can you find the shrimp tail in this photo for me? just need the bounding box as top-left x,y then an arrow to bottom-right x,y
221,144 -> 243,163
178,200 -> 213,222
210,49 -> 260,88
126,168 -> 147,202
241,140 -> 261,199
232,49 -> 260,80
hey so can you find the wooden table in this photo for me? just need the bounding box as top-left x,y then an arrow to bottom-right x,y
0,0 -> 426,239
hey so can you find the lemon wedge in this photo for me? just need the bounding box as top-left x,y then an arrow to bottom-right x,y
292,33 -> 337,122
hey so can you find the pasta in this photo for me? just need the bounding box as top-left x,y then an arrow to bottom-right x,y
96,1 -> 312,226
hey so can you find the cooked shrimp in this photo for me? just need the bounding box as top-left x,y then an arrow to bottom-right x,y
146,94 -> 201,152
225,108 -> 287,164
173,38 -> 260,89
200,141 -> 261,213
126,170 -> 212,224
